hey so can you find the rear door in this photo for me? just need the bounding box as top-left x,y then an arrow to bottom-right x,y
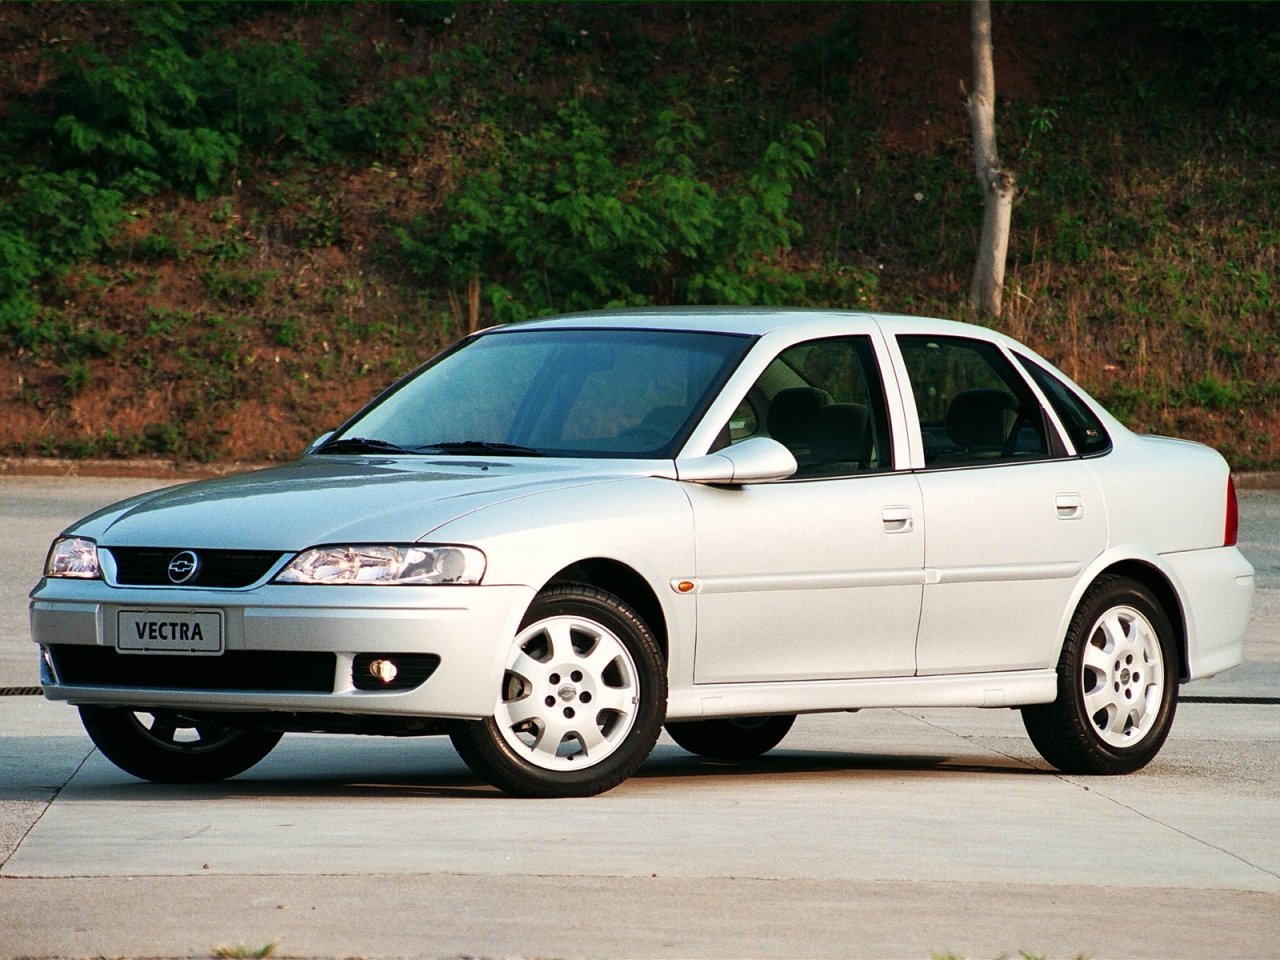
893,334 -> 1107,675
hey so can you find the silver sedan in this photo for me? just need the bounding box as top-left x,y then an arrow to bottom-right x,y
31,309 -> 1254,796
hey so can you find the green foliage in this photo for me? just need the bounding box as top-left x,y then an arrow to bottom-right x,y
269,315 -> 303,348
50,44 -> 233,198
790,11 -> 860,100
1153,3 -> 1280,107
203,268 -> 277,306
0,1 -> 448,349
5,170 -> 128,267
0,170 -> 128,349
399,103 -> 827,323
213,940 -> 278,960
0,231 -> 43,347
0,2 -> 1275,465
63,359 -> 91,395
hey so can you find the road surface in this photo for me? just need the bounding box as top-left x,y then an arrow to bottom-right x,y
2,475 -> 1277,958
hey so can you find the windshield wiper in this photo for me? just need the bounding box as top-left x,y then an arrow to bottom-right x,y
414,440 -> 546,457
316,436 -> 413,455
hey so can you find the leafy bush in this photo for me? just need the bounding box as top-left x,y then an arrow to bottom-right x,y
1154,3 -> 1280,107
398,102 -> 826,323
0,1 -> 439,350
0,171 -> 127,349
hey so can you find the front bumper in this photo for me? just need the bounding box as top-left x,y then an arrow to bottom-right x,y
30,578 -> 535,720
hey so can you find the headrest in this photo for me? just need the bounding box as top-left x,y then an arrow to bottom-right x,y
809,403 -> 870,463
947,388 -> 1017,448
767,387 -> 832,445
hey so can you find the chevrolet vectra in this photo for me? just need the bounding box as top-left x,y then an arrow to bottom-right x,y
32,310 -> 1254,796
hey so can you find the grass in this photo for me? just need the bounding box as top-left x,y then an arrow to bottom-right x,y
213,941 -> 278,959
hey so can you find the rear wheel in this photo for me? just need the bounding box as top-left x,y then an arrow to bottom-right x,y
1022,575 -> 1177,774
79,705 -> 282,782
665,714 -> 796,760
450,583 -> 666,798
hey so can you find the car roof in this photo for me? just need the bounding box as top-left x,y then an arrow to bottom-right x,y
488,307 -> 1007,343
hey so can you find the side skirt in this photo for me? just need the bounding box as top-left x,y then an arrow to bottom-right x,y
666,669 -> 1058,721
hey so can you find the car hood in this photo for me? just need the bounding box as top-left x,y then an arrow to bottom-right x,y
68,456 -> 669,550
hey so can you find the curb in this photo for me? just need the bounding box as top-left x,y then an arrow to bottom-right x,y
0,457 -> 276,480
3,458 -> 1279,488
1235,472 -> 1280,491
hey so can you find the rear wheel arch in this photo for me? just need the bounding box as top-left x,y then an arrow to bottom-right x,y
1092,559 -> 1188,682
1025,572 -> 1179,773
547,558 -> 669,662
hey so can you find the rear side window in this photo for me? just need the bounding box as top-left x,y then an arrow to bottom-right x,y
1015,354 -> 1112,456
897,335 -> 1051,467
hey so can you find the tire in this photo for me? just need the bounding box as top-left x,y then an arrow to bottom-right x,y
79,705 -> 283,783
665,714 -> 796,760
450,582 -> 666,798
1022,575 -> 1177,775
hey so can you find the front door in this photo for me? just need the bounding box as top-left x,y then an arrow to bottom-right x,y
687,335 -> 925,683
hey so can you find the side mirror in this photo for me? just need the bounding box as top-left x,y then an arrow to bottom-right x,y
304,431 -> 334,455
675,436 -> 797,485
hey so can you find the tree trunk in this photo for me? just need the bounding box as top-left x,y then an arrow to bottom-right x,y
967,0 -> 1015,318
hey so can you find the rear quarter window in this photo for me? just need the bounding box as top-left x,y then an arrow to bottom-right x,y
1014,354 -> 1112,456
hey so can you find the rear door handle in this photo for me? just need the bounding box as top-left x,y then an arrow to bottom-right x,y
1055,494 -> 1084,520
882,505 -> 914,533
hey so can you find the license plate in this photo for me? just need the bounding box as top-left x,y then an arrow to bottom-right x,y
116,609 -> 224,655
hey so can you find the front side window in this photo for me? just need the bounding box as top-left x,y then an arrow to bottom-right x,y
897,335 -> 1052,467
325,328 -> 752,458
729,336 -> 893,477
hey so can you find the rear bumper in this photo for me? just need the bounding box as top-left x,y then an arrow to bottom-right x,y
30,579 -> 534,720
1162,546 -> 1254,681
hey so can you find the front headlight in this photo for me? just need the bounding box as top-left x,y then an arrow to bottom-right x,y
274,544 -> 486,585
45,537 -> 101,579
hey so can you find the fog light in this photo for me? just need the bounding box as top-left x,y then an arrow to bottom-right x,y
352,652 -> 439,691
368,658 -> 398,684
39,645 -> 56,684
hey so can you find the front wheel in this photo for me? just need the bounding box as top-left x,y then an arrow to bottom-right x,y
450,583 -> 666,798
1022,575 -> 1177,775
79,706 -> 283,782
665,714 -> 796,760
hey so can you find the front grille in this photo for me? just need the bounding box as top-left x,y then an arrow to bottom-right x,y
107,548 -> 283,588
48,644 -> 335,693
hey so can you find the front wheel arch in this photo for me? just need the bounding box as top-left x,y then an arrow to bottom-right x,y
547,558 -> 669,661
450,581 -> 667,797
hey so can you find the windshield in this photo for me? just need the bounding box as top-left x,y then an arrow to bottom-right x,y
322,327 -> 753,458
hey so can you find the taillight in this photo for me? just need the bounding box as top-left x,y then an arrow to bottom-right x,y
1225,474 -> 1239,547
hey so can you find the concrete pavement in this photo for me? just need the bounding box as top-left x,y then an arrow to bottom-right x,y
2,696 -> 1278,958
1,476 -> 1277,958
